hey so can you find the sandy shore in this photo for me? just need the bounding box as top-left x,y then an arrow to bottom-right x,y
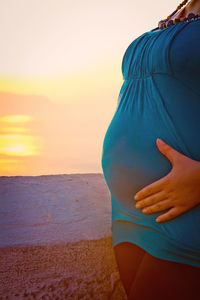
0,174 -> 127,299
0,236 -> 127,300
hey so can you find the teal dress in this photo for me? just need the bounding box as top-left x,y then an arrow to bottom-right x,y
101,19 -> 200,268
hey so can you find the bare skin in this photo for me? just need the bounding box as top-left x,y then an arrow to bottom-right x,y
165,0 -> 200,21
134,138 -> 200,223
183,0 -> 200,17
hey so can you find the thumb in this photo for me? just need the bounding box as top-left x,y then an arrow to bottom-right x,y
156,138 -> 182,166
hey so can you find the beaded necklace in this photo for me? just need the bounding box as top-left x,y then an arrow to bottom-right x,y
158,0 -> 200,30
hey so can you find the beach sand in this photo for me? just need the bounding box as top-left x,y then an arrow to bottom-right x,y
0,237 -> 127,299
0,174 -> 127,299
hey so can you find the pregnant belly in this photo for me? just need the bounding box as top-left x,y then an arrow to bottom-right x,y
101,110 -> 200,251
102,110 -> 172,205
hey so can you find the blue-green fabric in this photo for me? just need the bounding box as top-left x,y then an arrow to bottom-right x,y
101,19 -> 200,268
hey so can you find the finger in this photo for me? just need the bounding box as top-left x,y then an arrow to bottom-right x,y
135,191 -> 166,209
134,176 -> 168,201
156,138 -> 184,166
142,199 -> 171,214
156,207 -> 184,223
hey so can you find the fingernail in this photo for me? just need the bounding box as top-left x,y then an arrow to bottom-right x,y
157,138 -> 165,145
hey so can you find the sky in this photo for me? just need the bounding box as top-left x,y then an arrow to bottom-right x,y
0,0 -> 177,176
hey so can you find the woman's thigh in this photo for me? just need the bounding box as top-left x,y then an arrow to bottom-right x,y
128,251 -> 200,300
113,242 -> 146,296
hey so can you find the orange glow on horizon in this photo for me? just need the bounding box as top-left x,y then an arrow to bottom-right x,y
0,114 -> 34,123
0,127 -> 29,133
0,114 -> 41,161
0,134 -> 40,156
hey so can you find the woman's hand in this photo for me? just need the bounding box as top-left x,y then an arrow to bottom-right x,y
134,138 -> 200,223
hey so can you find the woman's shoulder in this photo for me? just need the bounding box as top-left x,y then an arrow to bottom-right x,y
168,19 -> 200,94
169,19 -> 200,74
170,19 -> 200,67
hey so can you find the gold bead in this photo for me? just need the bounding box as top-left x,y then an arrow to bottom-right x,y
157,0 -> 195,30
174,18 -> 180,24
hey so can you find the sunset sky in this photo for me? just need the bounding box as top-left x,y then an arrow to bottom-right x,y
0,0 -> 176,176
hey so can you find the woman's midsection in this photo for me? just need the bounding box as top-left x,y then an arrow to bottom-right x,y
101,110 -> 172,204
101,109 -> 200,250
